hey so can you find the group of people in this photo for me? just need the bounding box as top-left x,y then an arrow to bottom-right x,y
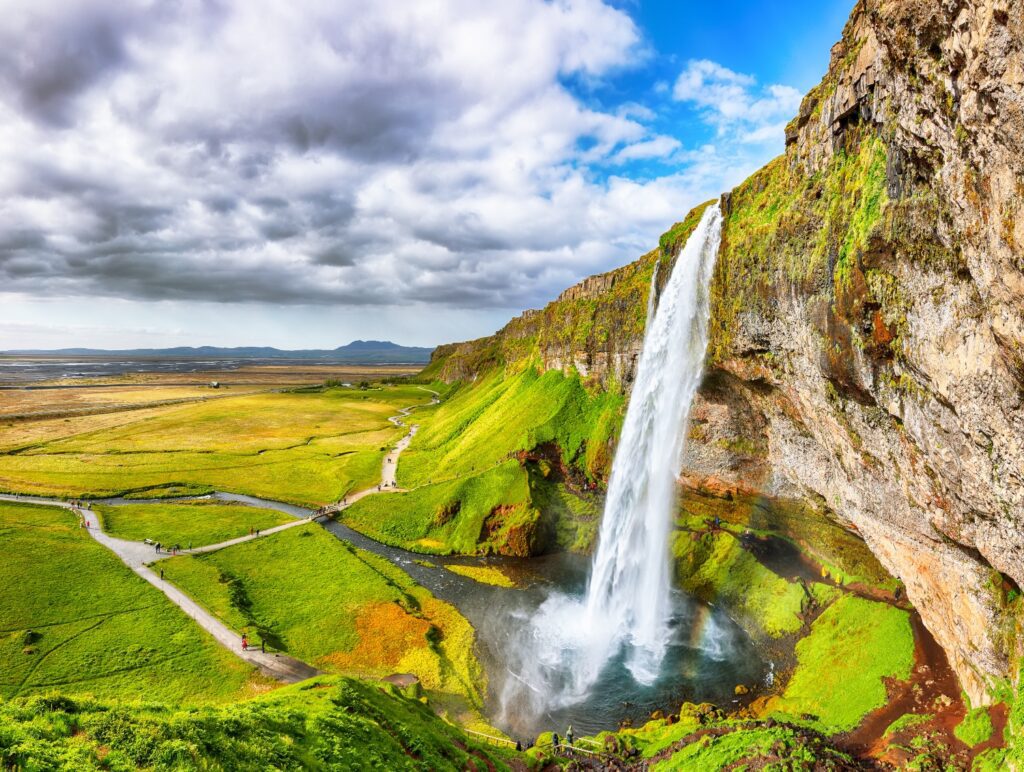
154,542 -> 189,554
551,725 -> 574,752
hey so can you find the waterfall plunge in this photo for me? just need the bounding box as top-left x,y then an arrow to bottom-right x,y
500,204 -> 723,718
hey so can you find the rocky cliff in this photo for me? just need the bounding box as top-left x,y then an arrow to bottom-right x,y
427,0 -> 1022,708
693,0 -> 1023,706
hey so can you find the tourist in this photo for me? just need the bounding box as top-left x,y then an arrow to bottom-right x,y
515,740 -> 522,752
552,733 -> 560,750
566,725 -> 574,747
241,634 -> 248,651
160,569 -> 164,580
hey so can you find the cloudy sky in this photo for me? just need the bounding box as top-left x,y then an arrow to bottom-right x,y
0,0 -> 851,350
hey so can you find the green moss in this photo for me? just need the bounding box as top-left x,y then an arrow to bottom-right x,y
954,706 -> 994,747
673,530 -> 805,638
769,595 -> 914,733
648,724 -> 854,771
709,127 -> 890,362
884,713 -> 932,737
0,677 -> 516,771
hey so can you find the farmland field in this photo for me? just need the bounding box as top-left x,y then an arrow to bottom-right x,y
0,385 -> 434,505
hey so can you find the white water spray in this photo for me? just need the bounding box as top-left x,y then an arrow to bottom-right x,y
501,205 -> 723,718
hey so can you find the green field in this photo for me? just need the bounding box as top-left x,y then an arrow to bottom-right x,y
160,524 -> 483,707
400,368 -> 622,487
0,386 -> 432,505
0,502 -> 261,703
96,500 -> 294,548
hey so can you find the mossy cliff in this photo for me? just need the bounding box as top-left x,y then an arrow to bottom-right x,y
688,0 -> 1024,709
423,0 -> 1024,728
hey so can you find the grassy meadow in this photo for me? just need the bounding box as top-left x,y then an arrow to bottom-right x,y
0,385 -> 432,505
96,500 -> 294,547
0,501 -> 262,704
160,524 -> 484,708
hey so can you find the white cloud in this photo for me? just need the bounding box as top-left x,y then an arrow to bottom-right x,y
613,135 -> 682,163
0,2 -> 803,348
672,59 -> 801,144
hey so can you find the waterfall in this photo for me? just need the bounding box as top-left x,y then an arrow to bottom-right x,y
500,204 -> 723,718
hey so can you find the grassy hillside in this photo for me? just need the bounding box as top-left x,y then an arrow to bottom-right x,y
0,502 -> 261,703
0,676 -> 516,771
343,368 -> 614,555
160,524 -> 484,711
0,386 -> 429,506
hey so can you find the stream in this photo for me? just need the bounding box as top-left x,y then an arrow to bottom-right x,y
95,490 -> 766,739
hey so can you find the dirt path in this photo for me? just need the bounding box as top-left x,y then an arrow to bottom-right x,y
0,492 -> 319,682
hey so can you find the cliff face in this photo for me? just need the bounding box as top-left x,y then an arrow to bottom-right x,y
695,0 -> 1024,704
423,203 -> 712,391
426,0 -> 1023,705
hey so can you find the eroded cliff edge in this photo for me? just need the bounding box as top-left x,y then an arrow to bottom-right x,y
427,0 -> 1022,705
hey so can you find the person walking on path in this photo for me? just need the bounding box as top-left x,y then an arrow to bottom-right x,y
566,725 -> 574,747
241,634 -> 248,651
160,568 -> 164,580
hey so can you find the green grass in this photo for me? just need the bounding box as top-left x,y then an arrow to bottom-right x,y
339,367 -> 619,555
160,525 -> 483,706
649,725 -> 854,771
884,712 -> 932,737
768,594 -> 915,732
95,500 -> 293,547
402,368 -> 623,487
672,530 -> 806,637
0,676 -> 516,771
954,706 -> 994,747
444,565 -> 514,588
0,501 -> 260,703
342,461 -> 537,555
0,387 -> 429,506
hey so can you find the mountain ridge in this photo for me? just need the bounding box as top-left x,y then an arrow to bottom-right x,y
4,340 -> 434,364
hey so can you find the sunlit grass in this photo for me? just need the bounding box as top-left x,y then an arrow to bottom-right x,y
96,500 -> 294,547
160,524 -> 484,706
0,501 -> 262,703
0,386 -> 432,506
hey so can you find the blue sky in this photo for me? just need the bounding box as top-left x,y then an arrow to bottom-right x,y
0,0 -> 852,350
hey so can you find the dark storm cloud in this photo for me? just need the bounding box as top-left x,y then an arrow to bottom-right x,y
0,0 -> 711,311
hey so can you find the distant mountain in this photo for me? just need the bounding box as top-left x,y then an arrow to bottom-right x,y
4,341 -> 434,364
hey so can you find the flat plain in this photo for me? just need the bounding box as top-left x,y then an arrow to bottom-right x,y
0,383 -> 434,505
